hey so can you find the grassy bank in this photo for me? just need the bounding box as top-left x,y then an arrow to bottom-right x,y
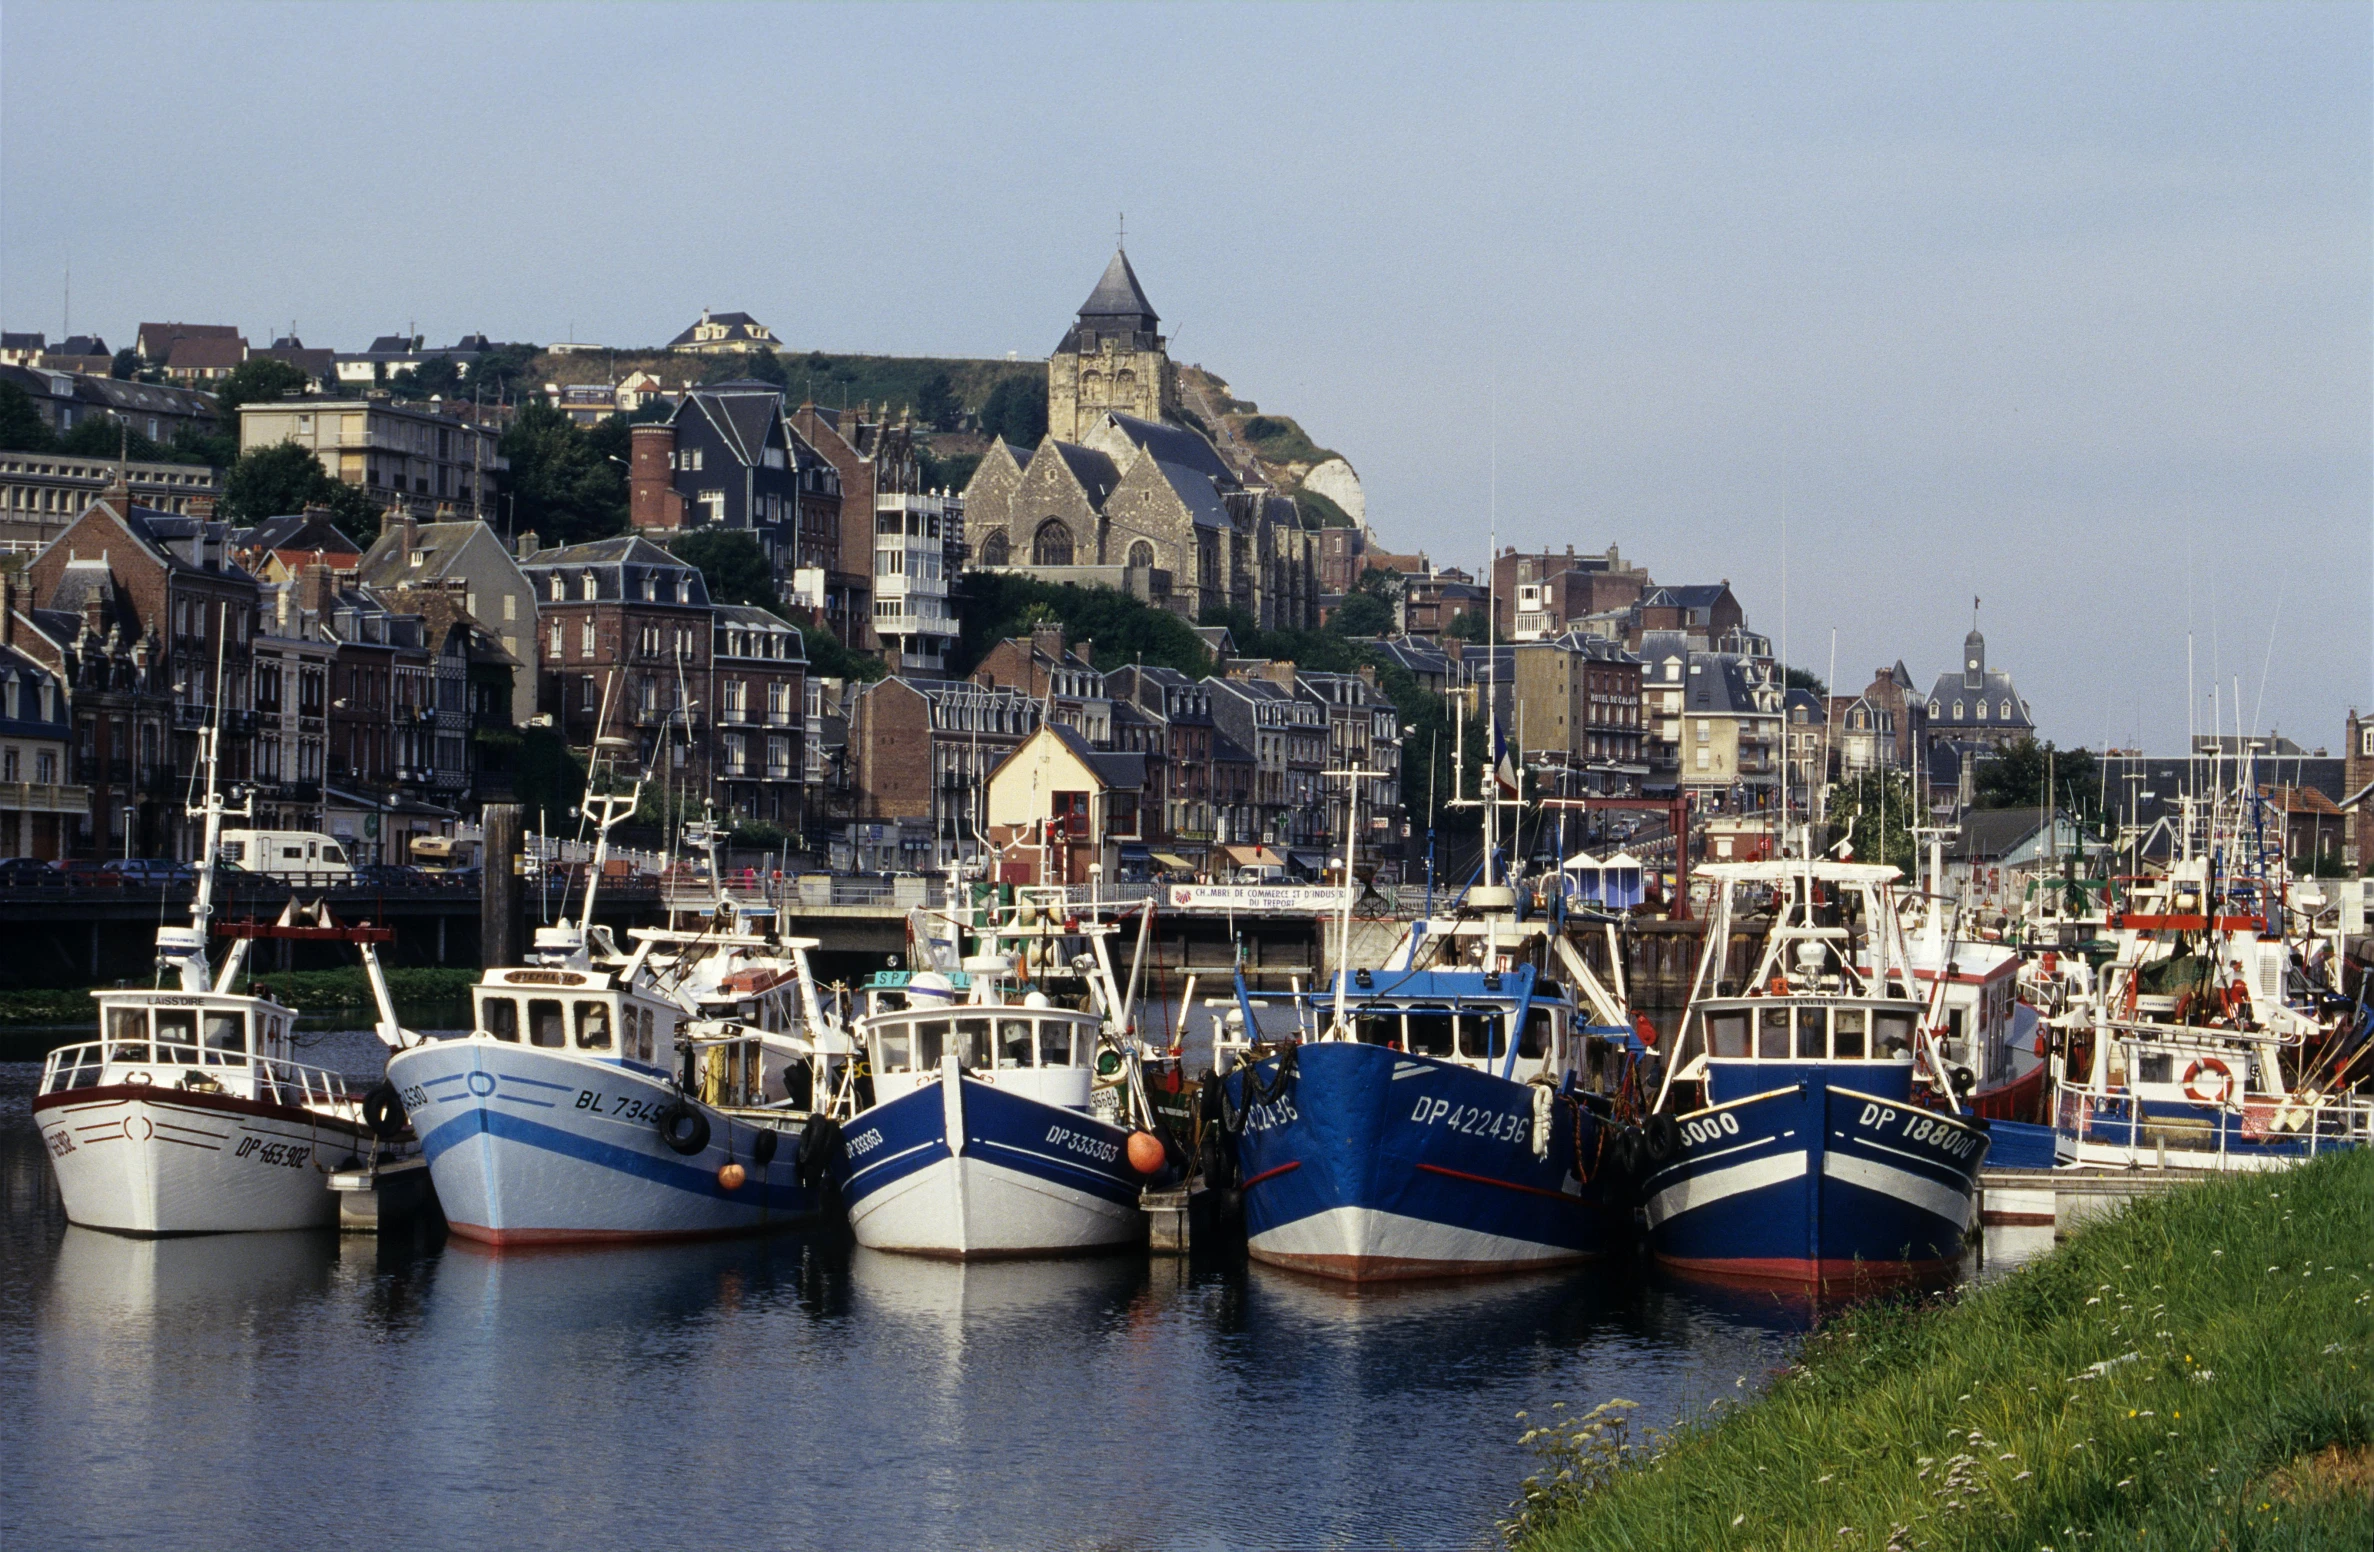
0,967 -> 478,1039
1515,1151 -> 2374,1551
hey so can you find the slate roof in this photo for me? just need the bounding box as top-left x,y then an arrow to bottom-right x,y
246,512 -> 360,560
74,376 -> 216,419
56,335 -> 109,359
666,311 -> 773,348
353,519 -> 491,587
1646,584 -> 1732,610
1077,249 -> 1158,328
1046,441 -> 1121,504
519,535 -> 710,605
167,336 -> 247,372
1683,653 -> 1776,718
1150,459 -> 1231,530
2,332 -> 44,352
1945,807 -> 2091,863
1101,411 -> 1232,488
138,322 -> 240,363
1046,722 -> 1146,790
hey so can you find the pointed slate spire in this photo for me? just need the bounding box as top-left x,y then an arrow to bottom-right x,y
1077,248 -> 1158,331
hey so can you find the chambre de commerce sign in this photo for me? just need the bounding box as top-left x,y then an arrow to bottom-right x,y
1166,885 -> 1346,913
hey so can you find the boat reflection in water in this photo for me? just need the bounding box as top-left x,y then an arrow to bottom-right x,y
46,1224 -> 341,1329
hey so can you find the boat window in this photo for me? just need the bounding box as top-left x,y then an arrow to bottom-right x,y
1038,1020 -> 1074,1067
1519,1009 -> 1551,1059
1707,1010 -> 1750,1058
1408,1013 -> 1456,1057
574,1001 -> 613,1051
2135,1050 -> 2173,1085
1796,1008 -> 1826,1060
1757,1006 -> 1791,1060
998,1018 -> 1035,1068
875,1025 -> 912,1073
1873,1010 -> 1916,1055
483,998 -> 519,1042
1833,1008 -> 1866,1060
202,1012 -> 245,1065
107,1006 -> 150,1061
916,1019 -> 948,1069
954,1018 -> 990,1069
1457,1012 -> 1499,1059
528,999 -> 566,1048
636,1008 -> 655,1061
154,1009 -> 198,1063
1355,1012 -> 1400,1047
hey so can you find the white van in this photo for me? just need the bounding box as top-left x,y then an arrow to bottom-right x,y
217,830 -> 356,882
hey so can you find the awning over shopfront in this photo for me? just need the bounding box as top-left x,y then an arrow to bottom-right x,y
1151,852 -> 1197,872
1223,844 -> 1285,868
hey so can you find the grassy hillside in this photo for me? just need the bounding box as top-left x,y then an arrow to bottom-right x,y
533,347 -> 1034,418
1514,1151 -> 2374,1551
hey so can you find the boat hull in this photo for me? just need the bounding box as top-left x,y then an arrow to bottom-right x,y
1227,1043 -> 1615,1283
31,1083 -> 362,1236
835,1069 -> 1143,1258
1642,1074 -> 1987,1290
388,1040 -> 814,1245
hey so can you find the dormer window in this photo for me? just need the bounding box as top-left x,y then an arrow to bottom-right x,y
548,575 -> 563,601
1953,700 -> 1965,719
580,572 -> 597,601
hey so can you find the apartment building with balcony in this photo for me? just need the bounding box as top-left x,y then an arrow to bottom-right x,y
238,397 -> 501,520
0,446 -> 219,556
971,623 -> 1112,744
521,535 -> 714,781
1107,663 -> 1219,864
0,603 -> 83,859
1512,631 -> 1646,795
17,491 -> 260,858
1292,668 -> 1405,867
1205,669 -> 1328,855
250,576 -> 334,832
869,488 -> 962,677
841,676 -> 1043,867
711,603 -> 806,830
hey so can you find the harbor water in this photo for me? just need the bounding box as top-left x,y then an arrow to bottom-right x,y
0,1036 -> 2029,1551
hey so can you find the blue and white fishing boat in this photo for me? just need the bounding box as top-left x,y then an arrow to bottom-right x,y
388,788 -> 844,1245
1640,856 -> 1988,1291
828,897 -> 1166,1258
1208,733 -> 1650,1281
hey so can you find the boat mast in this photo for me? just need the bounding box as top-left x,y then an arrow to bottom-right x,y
168,602 -> 248,993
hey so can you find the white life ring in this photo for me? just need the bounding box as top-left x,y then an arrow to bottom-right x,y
2181,1057 -> 2235,1107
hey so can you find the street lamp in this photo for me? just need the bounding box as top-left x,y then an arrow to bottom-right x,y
121,805 -> 136,861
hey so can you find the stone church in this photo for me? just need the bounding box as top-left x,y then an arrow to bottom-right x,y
963,250 -> 1318,632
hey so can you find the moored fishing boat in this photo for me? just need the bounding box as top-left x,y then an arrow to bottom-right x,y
32,674 -> 398,1236
1641,855 -> 1988,1291
828,892 -> 1165,1258
388,785 -> 842,1245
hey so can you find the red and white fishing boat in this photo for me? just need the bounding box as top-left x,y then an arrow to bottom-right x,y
32,682 -> 404,1235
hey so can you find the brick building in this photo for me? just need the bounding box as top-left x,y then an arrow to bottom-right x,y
520,535 -> 715,782
18,491 -> 259,858
711,603 -> 806,830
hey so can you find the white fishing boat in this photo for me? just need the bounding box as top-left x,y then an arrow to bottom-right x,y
33,661 -> 402,1236
387,781 -> 847,1246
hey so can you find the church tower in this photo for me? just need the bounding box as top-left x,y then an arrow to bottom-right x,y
1047,247 -> 1176,441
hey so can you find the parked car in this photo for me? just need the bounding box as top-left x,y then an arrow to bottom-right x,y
352,863 -> 432,889
59,859 -> 123,887
0,857 -> 61,886
102,858 -> 197,887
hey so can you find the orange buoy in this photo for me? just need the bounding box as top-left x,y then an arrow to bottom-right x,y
1126,1131 -> 1167,1175
717,1162 -> 748,1192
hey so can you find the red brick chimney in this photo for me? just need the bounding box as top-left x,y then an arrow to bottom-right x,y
303,559 -> 338,619
630,423 -> 682,531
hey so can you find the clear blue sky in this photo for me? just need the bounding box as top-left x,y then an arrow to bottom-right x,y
4,2 -> 2366,751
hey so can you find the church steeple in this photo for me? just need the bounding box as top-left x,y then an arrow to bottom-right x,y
1075,247 -> 1159,334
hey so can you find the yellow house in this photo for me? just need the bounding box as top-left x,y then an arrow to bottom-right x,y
983,723 -> 1146,887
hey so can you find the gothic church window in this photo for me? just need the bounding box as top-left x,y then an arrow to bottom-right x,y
1033,520 -> 1073,567
979,530 -> 1009,566
1127,540 -> 1154,569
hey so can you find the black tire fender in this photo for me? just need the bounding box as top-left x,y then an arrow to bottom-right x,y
750,1126 -> 780,1168
362,1081 -> 406,1140
1642,1113 -> 1681,1165
657,1099 -> 710,1156
795,1113 -> 842,1185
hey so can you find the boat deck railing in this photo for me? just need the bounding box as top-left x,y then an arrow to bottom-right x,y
39,1040 -> 360,1112
2052,1077 -> 2373,1160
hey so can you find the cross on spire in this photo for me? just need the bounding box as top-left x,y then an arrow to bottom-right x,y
1117,212 -> 1126,250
